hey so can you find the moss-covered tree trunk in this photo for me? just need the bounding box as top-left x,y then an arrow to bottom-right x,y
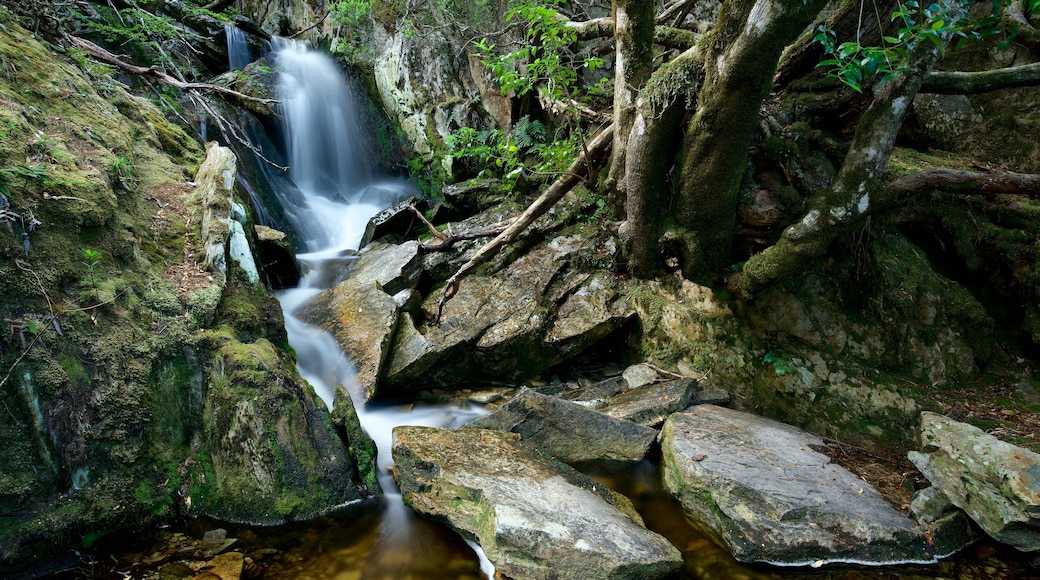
605,0 -> 654,218
668,0 -> 829,282
736,2 -> 970,298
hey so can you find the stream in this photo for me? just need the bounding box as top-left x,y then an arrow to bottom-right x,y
52,32 -> 1032,580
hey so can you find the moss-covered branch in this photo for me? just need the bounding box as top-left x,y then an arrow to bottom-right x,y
885,168 -> 1040,197
920,62 -> 1040,94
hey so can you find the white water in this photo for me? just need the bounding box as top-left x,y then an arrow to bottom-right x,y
266,39 -> 493,578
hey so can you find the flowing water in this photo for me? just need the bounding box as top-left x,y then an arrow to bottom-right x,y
266,39 -> 495,579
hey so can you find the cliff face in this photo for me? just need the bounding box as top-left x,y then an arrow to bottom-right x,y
0,9 -> 371,576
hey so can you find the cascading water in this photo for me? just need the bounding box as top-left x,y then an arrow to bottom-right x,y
265,39 -> 494,578
224,24 -> 253,71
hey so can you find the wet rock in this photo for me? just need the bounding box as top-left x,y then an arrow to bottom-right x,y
392,426 -> 683,579
359,198 -> 426,248
192,551 -> 243,580
298,241 -> 421,399
602,379 -> 698,428
660,405 -> 935,566
467,389 -> 657,463
253,225 -> 299,289
908,412 -> 1040,552
201,528 -> 236,554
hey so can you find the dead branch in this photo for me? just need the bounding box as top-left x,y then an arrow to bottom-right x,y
433,125 -> 614,322
421,219 -> 516,252
408,202 -> 449,241
64,34 -> 279,108
885,168 -> 1040,197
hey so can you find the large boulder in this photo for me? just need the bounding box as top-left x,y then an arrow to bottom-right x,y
392,426 -> 683,580
466,389 -> 657,463
660,405 -> 938,566
384,233 -> 634,392
908,412 -> 1040,552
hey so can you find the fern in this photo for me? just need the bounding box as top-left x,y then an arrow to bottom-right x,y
511,116 -> 546,149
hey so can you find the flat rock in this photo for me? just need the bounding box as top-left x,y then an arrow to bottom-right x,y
192,552 -> 243,580
909,411 -> 1040,552
466,389 -> 657,463
660,405 -> 938,566
602,379 -> 698,427
392,426 -> 683,580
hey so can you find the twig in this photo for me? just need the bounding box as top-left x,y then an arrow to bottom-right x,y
408,202 -> 449,241
290,11 -> 331,39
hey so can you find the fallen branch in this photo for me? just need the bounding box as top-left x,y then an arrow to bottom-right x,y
434,125 -> 614,322
65,35 -> 279,107
408,202 -> 449,241
421,218 -> 516,252
885,168 -> 1040,197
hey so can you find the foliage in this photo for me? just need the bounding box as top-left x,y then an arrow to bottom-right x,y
446,115 -> 579,190
813,0 -> 1006,92
763,352 -> 792,375
0,163 -> 48,199
331,0 -> 373,61
450,0 -> 607,190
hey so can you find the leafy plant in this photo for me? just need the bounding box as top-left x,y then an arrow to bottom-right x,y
763,353 -> 793,375
80,248 -> 102,301
813,0 -> 1005,93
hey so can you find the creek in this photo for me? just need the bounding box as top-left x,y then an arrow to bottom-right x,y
69,33 -> 1027,580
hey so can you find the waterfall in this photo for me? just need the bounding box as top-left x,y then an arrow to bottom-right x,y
224,24 -> 252,71
261,39 -> 493,579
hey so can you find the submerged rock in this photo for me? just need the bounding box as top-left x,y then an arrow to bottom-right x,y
467,389 -> 657,463
392,426 -> 683,580
909,412 -> 1040,552
660,405 -> 938,566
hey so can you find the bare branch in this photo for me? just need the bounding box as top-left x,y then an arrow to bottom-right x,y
65,35 -> 279,108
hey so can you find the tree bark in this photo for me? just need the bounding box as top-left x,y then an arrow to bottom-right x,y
622,48 -> 702,277
736,1 -> 970,299
605,0 -> 655,218
670,0 -> 830,283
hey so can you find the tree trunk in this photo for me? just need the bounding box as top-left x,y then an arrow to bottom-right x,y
669,0 -> 830,283
605,0 -> 655,218
736,1 -> 970,298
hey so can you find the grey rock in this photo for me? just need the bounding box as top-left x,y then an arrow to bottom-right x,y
622,363 -> 658,389
392,426 -> 683,580
909,412 -> 1040,552
467,389 -> 657,463
690,388 -> 731,406
660,405 -> 936,566
602,379 -> 698,428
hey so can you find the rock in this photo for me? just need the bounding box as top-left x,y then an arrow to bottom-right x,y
297,241 -> 422,399
384,233 -> 634,392
622,363 -> 658,389
910,487 -> 980,557
192,552 -> 243,580
908,412 -> 1040,552
466,389 -> 657,463
690,388 -> 731,406
253,225 -> 299,289
660,405 -> 935,566
559,375 -> 628,409
602,379 -> 698,428
392,426 -> 683,580
359,198 -> 426,248
201,528 -> 236,554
